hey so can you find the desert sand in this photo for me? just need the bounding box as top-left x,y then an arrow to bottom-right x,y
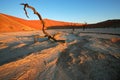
0,29 -> 120,80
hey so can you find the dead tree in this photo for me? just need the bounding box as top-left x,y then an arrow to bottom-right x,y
20,3 -> 65,43
83,22 -> 87,31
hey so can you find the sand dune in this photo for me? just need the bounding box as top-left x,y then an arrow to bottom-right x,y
1,13 -> 120,32
0,13 -> 82,32
0,14 -> 35,32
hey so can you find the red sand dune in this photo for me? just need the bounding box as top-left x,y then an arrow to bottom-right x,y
1,13 -> 120,32
0,13 -> 35,32
0,13 -> 82,32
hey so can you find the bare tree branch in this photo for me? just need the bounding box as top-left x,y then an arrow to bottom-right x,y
20,3 -> 65,43
20,3 -> 29,18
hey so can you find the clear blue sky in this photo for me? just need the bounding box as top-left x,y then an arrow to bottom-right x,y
0,0 -> 120,23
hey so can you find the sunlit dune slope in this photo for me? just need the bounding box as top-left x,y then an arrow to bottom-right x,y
0,14 -> 35,32
0,13 -> 83,32
43,19 -> 80,27
0,13 -> 42,30
2,13 -> 83,28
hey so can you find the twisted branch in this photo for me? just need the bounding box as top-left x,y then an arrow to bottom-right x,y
21,3 -> 65,42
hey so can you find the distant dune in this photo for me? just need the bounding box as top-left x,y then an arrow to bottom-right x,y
87,19 -> 120,28
0,13 -> 82,32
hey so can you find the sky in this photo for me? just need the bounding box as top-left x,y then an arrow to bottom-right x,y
0,0 -> 120,23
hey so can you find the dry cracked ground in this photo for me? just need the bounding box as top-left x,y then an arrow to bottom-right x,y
0,30 -> 120,80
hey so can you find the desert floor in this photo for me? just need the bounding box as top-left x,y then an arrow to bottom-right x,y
0,29 -> 120,80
